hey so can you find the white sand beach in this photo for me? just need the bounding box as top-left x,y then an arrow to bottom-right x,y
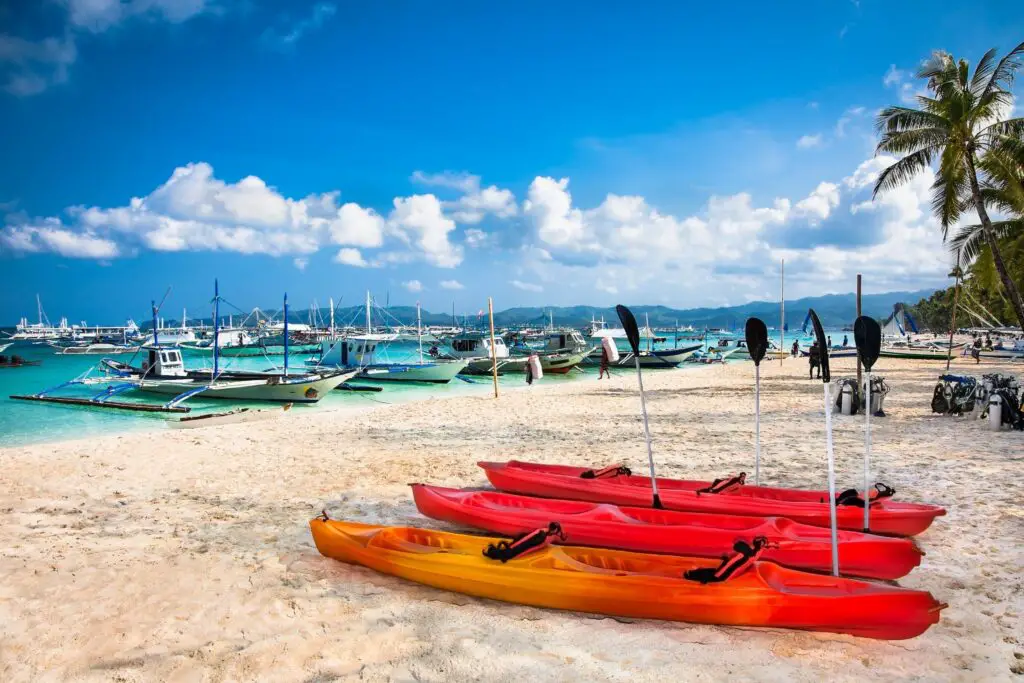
1,357 -> 1022,682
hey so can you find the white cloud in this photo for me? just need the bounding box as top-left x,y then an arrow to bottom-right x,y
449,185 -> 517,224
412,170 -> 518,225
2,1 -> 213,96
1,220 -> 119,258
402,279 -> 423,293
439,279 -> 464,290
882,65 -> 927,105
796,134 -> 823,149
4,162 -> 462,267
0,33 -> 77,96
293,257 -> 308,271
329,202 -> 385,248
523,177 -> 587,248
411,170 -> 480,194
387,194 -> 462,267
835,106 -> 868,137
67,0 -> 213,32
510,279 -> 543,293
263,2 -> 337,49
793,182 -> 840,224
883,65 -> 903,87
514,150 -> 953,306
333,247 -> 369,267
464,228 -> 489,247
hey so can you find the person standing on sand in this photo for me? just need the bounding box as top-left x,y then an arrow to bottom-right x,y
827,335 -> 832,349
598,345 -> 611,379
808,341 -> 821,380
791,340 -> 799,357
842,334 -> 849,347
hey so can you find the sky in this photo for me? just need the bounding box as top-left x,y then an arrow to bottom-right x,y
1,1 -> 1022,325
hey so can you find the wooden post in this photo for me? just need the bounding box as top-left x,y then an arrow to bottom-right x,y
488,297 -> 499,399
856,274 -> 862,388
779,259 -> 785,365
946,260 -> 962,371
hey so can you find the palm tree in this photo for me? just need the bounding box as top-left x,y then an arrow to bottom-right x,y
873,43 -> 1024,329
949,135 -> 1024,261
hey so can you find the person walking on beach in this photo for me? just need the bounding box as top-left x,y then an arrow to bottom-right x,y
827,335 -> 832,349
598,344 -> 611,379
791,339 -> 800,357
808,341 -> 821,380
842,334 -> 849,347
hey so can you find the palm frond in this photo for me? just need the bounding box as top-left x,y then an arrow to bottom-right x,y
977,117 -> 1024,148
918,50 -> 956,85
932,144 -> 968,235
949,219 -> 1023,262
970,48 -> 1000,94
874,106 -> 949,134
978,41 -> 1024,103
876,128 -> 947,156
873,148 -> 935,198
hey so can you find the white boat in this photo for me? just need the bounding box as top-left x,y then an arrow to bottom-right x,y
440,330 -> 529,375
311,299 -> 468,383
103,347 -> 356,402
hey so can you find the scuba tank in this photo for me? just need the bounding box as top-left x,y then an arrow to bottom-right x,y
831,378 -> 860,415
988,393 -> 1003,431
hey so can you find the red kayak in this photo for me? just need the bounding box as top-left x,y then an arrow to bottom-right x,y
479,461 -> 946,537
412,484 -> 925,580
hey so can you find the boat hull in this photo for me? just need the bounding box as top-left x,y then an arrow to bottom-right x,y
131,370 -> 355,403
310,520 -> 943,640
355,359 -> 469,384
479,461 -> 945,537
411,485 -> 924,580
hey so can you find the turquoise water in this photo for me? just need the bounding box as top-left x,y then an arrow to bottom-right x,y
0,332 -> 824,448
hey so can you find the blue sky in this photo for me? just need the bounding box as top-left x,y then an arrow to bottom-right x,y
1,1 -> 1022,324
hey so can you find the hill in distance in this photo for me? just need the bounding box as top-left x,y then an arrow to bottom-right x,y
228,288 -> 934,330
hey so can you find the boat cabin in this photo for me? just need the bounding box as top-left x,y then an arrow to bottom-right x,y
143,347 -> 187,377
318,335 -> 388,367
449,332 -> 509,359
543,329 -> 588,353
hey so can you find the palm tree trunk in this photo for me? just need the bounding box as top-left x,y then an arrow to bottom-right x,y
965,152 -> 1024,330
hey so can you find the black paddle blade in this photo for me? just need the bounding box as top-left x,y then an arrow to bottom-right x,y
744,317 -> 769,366
616,305 -> 641,354
808,308 -> 830,383
854,315 -> 881,372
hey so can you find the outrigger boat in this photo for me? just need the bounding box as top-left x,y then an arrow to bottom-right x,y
10,285 -> 355,413
513,329 -> 594,374
310,297 -> 468,383
438,331 -> 530,375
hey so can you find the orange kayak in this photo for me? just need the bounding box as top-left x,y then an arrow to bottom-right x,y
310,517 -> 944,640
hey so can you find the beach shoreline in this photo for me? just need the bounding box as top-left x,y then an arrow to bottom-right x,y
1,357 -> 1022,681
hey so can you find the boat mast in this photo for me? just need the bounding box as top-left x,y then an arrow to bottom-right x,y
417,301 -> 423,365
213,279 -> 220,379
365,290 -> 371,334
645,312 -> 651,352
283,292 -> 289,375
151,300 -> 159,347
329,297 -> 335,338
